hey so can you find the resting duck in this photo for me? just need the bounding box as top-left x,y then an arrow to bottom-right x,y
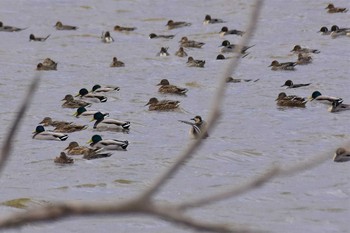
88,134 -> 129,150
175,47 -> 188,57
328,99 -> 350,113
61,94 -> 92,108
36,63 -> 56,71
74,107 -> 109,118
149,33 -> 175,39
0,21 -> 26,32
333,148 -> 350,162
166,20 -> 191,30
91,112 -> 130,130
101,31 -> 114,43
179,37 -> 205,48
91,84 -> 120,93
39,117 -> 72,128
54,152 -> 74,164
281,80 -> 311,88
179,116 -> 209,139
64,141 -> 90,155
226,77 -> 258,83
145,97 -> 180,111
203,15 -> 225,24
325,4 -> 348,13
110,57 -> 125,67
309,91 -> 342,104
296,53 -> 312,65
54,21 -> 77,30
269,60 -> 296,71
83,148 -> 112,160
54,124 -> 88,133
290,45 -> 320,54
32,125 -> 68,141
76,88 -> 107,103
187,57 -> 205,68
275,92 -> 307,107
219,40 -> 254,54
219,26 -> 244,36
114,25 -> 136,32
157,79 -> 188,95
319,27 -> 331,35
29,34 -> 50,42
157,47 -> 170,56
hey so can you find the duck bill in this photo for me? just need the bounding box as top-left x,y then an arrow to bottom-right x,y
73,112 -> 78,117
144,102 -> 150,106
75,93 -> 80,97
307,96 -> 314,101
90,118 -> 95,122
87,139 -> 93,144
280,84 -> 286,87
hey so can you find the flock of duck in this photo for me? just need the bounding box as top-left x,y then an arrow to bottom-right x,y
2,3 -> 349,164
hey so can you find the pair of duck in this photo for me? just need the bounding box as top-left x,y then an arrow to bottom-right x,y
319,25 -> 350,38
54,149 -> 112,163
37,58 -> 57,71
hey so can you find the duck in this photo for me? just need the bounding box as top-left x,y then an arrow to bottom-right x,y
76,88 -> 107,103
0,21 -> 26,32
325,3 -> 348,13
275,92 -> 307,107
39,117 -> 72,128
219,40 -> 254,54
187,57 -> 205,68
74,107 -> 109,118
54,124 -> 88,133
179,37 -> 205,48
61,94 -> 92,108
91,112 -> 130,130
269,60 -> 296,71
175,47 -> 188,57
290,45 -> 320,54
309,91 -> 342,104
64,141 -> 90,155
328,99 -> 350,113
29,34 -> 50,42
319,27 -> 331,35
166,20 -> 191,30
179,116 -> 209,139
296,53 -> 312,65
42,58 -> 57,68
145,97 -> 180,111
114,25 -> 136,32
32,125 -> 68,141
219,26 -> 244,36
216,54 -> 226,60
203,15 -> 225,24
226,77 -> 258,83
330,25 -> 350,33
83,148 -> 112,160
157,47 -> 170,56
333,148 -> 350,162
149,33 -> 175,39
88,134 -> 129,151
91,84 -> 120,93
54,152 -> 74,164
54,21 -> 77,30
110,57 -> 125,67
36,63 -> 56,71
101,31 -> 114,43
281,80 -> 311,88
157,79 -> 188,95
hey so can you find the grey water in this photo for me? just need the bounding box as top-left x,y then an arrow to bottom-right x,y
0,0 -> 349,232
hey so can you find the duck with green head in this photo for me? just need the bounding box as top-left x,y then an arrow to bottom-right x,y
32,125 -> 68,141
91,112 -> 130,130
76,88 -> 107,103
309,91 -> 342,104
88,134 -> 129,150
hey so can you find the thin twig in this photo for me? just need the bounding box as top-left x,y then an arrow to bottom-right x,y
0,76 -> 40,175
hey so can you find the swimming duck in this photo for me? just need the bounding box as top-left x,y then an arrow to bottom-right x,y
319,27 -> 331,35
226,77 -> 258,83
203,15 -> 225,24
54,21 -> 77,30
269,60 -> 296,71
179,37 -> 205,48
29,34 -> 50,42
91,84 -> 120,93
0,21 -> 26,32
330,25 -> 350,33
296,53 -> 312,65
114,25 -> 136,32
149,33 -> 175,39
219,26 -> 244,36
309,91 -> 342,104
32,125 -> 68,141
290,45 -> 320,54
39,117 -> 72,128
83,148 -> 112,160
157,47 -> 170,56
187,57 -> 205,68
88,134 -> 129,151
219,40 -> 254,54
110,57 -> 125,67
275,92 -> 307,107
157,79 -> 188,95
333,148 -> 350,162
36,63 -> 56,71
179,116 -> 209,139
166,20 -> 191,30
54,124 -> 88,133
325,4 -> 348,13
281,80 -> 311,88
328,99 -> 350,113
216,54 -> 226,60
145,97 -> 180,111
175,47 -> 188,57
76,88 -> 107,103
54,152 -> 74,164
101,31 -> 114,43
65,141 -> 90,155
91,112 -> 130,130
74,107 -> 109,118
61,94 -> 92,108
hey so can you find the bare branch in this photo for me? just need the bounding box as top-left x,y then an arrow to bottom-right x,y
139,0 -> 264,201
0,76 -> 40,175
